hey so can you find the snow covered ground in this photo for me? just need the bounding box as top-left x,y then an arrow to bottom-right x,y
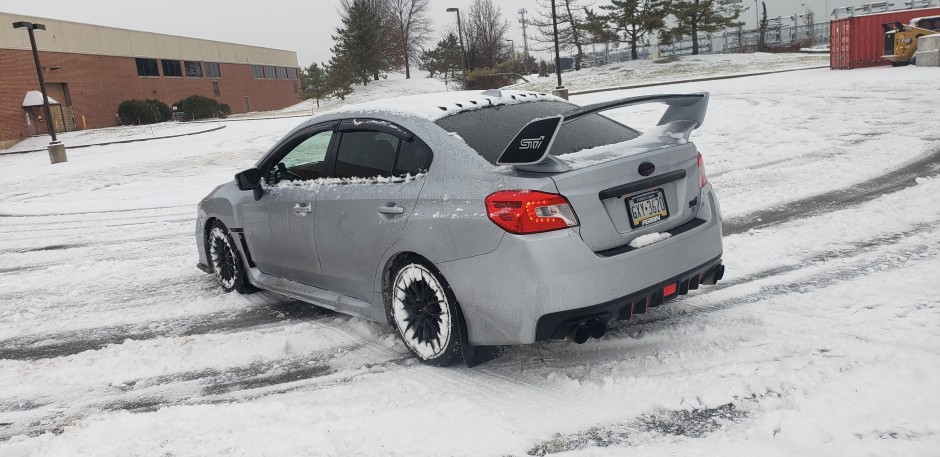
507,52 -> 829,93
1,62 -> 939,456
1,122 -> 223,154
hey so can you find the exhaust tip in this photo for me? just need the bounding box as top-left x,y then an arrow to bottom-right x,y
567,324 -> 591,344
702,263 -> 725,285
588,319 -> 607,339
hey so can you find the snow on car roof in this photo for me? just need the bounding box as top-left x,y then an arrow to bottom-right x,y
330,89 -> 566,122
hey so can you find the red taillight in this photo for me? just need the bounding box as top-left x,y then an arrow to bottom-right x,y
485,190 -> 579,234
698,151 -> 708,188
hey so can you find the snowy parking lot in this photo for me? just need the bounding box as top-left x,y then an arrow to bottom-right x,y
1,65 -> 939,456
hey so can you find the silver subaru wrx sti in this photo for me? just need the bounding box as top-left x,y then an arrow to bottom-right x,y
196,90 -> 724,366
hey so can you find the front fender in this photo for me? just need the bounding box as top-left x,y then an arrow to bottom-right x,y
196,181 -> 253,267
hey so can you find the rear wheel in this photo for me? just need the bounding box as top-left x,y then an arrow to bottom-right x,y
207,221 -> 251,294
387,258 -> 463,366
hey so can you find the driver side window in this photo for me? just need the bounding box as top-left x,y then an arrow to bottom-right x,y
267,130 -> 333,184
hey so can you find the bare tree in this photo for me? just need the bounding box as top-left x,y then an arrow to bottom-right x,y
465,0 -> 510,68
801,7 -> 815,45
532,0 -> 587,70
388,0 -> 432,78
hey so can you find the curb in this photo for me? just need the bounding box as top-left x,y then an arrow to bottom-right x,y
0,125 -> 228,156
568,65 -> 830,96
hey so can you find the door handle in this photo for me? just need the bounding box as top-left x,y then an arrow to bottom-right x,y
377,203 -> 405,215
293,203 -> 312,216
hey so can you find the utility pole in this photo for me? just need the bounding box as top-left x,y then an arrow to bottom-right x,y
518,8 -> 532,76
551,0 -> 567,99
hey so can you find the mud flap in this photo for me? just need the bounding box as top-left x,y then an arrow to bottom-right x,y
456,306 -> 503,367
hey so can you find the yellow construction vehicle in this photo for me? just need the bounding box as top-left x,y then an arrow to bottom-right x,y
883,15 -> 940,66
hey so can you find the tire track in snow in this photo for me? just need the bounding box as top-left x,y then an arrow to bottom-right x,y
0,295 -> 334,361
0,322 -> 407,441
608,228 -> 938,335
723,149 -> 940,235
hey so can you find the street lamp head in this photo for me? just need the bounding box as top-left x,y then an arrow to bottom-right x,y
12,21 -> 45,30
446,7 -> 458,12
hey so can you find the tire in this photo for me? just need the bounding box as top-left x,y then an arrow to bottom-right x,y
386,257 -> 463,366
890,60 -> 908,67
207,221 -> 251,294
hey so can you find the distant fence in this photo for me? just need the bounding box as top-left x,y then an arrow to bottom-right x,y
579,21 -> 832,66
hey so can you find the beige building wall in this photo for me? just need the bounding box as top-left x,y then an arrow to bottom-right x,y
0,11 -> 297,67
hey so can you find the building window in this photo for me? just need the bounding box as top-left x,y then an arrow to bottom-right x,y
135,58 -> 159,77
161,59 -> 182,77
185,61 -> 202,77
265,65 -> 277,79
287,67 -> 299,80
278,67 -> 288,79
205,62 -> 221,78
252,65 -> 264,79
212,81 -> 221,97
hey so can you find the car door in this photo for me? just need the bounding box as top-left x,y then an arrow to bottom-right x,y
241,126 -> 336,283
315,121 -> 432,305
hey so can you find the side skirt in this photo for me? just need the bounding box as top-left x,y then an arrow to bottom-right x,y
248,268 -> 375,321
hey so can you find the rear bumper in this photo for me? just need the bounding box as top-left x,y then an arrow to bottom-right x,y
437,186 -> 723,346
535,256 -> 722,341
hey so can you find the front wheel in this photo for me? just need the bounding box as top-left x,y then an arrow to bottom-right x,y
387,259 -> 463,366
207,222 -> 251,294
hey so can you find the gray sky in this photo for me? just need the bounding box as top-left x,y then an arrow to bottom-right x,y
0,0 -> 890,68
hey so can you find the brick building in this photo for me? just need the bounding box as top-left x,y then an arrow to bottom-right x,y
0,12 -> 301,148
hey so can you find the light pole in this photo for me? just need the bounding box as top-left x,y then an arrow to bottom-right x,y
754,0 -> 760,28
506,38 -> 514,68
550,0 -> 567,99
13,20 -> 67,163
446,8 -> 468,72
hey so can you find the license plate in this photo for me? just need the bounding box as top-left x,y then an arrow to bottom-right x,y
627,189 -> 669,228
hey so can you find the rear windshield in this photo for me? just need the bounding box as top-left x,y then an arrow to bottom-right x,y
435,101 -> 640,165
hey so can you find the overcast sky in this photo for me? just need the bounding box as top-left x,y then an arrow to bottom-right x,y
1,0 -> 899,68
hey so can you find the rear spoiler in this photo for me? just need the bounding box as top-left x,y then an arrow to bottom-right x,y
496,92 -> 709,172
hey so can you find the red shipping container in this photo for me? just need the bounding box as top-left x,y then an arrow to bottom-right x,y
830,7 -> 940,69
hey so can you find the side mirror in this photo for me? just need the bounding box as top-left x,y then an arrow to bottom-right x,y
235,168 -> 261,191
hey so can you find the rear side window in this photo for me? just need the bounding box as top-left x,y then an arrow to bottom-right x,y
435,101 -> 639,165
395,140 -> 431,175
334,131 -> 398,179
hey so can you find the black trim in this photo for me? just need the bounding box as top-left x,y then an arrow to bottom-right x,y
534,255 -> 722,341
596,217 -> 707,258
337,119 -> 414,141
599,169 -> 687,200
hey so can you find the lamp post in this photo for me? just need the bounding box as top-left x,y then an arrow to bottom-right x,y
506,38 -> 515,72
550,0 -> 567,99
754,0 -> 760,28
445,8 -> 468,72
13,20 -> 67,164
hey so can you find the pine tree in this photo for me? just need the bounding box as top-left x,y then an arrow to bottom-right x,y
331,0 -> 387,86
301,63 -> 330,107
419,33 -> 462,81
601,0 -> 667,60
665,0 -> 744,55
327,57 -> 356,100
